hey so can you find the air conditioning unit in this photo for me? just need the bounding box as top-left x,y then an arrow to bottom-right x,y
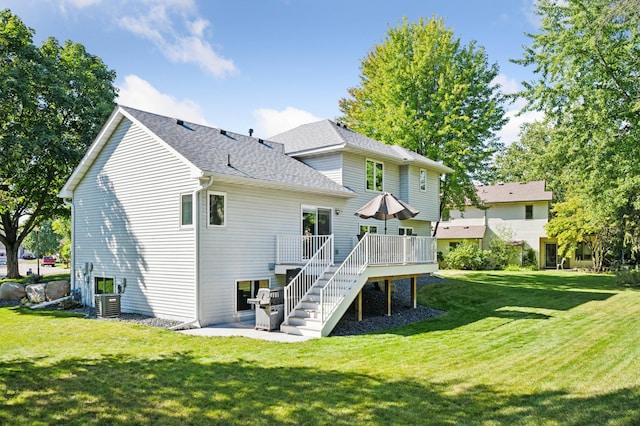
95,294 -> 121,318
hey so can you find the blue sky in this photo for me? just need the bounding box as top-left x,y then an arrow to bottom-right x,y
5,0 -> 542,141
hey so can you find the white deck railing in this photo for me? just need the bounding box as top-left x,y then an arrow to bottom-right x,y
367,234 -> 437,265
283,235 -> 334,319
276,235 -> 333,264
320,234 -> 437,323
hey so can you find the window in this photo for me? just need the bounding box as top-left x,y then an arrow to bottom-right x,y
95,276 -> 114,294
419,169 -> 427,192
576,242 -> 592,261
366,159 -> 384,191
236,279 -> 269,312
181,194 -> 193,226
208,191 -> 226,226
359,224 -> 378,235
399,227 -> 414,236
525,204 -> 533,220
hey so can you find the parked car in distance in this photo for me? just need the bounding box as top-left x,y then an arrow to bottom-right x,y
0,255 -> 6,265
42,256 -> 56,266
22,253 -> 36,260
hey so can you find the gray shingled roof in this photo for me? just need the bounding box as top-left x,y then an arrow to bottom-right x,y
435,225 -> 486,239
476,181 -> 552,204
270,120 -> 452,173
121,106 -> 355,197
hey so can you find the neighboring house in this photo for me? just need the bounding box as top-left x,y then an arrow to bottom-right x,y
59,105 -> 452,337
435,181 -> 563,269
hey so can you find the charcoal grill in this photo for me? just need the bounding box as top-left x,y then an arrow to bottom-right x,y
247,287 -> 284,331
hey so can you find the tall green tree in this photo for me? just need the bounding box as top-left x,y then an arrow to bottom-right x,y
511,0 -> 640,263
339,17 -> 507,235
0,9 -> 117,278
22,220 -> 60,258
493,120 -> 572,200
546,194 -> 618,272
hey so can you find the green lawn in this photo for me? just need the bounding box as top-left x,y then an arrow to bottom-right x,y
1,270 -> 639,425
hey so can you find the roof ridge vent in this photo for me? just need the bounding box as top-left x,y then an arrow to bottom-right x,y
176,119 -> 184,126
220,129 -> 227,135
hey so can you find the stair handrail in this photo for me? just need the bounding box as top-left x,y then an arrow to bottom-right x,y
319,233 -> 370,323
283,234 -> 334,320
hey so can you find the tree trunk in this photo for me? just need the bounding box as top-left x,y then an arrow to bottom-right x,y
5,240 -> 21,279
432,184 -> 448,238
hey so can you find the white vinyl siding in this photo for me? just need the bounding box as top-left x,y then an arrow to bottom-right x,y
73,118 -> 197,322
300,153 -> 343,185
197,182 -> 343,325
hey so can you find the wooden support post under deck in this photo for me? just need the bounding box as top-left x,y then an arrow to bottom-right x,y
356,288 -> 363,322
385,279 -> 391,316
411,276 -> 417,309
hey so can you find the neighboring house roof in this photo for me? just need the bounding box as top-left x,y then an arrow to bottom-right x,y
476,181 -> 552,204
60,106 -> 356,198
435,225 -> 486,239
270,120 -> 453,174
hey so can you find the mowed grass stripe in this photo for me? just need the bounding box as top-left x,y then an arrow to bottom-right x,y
1,270 -> 640,425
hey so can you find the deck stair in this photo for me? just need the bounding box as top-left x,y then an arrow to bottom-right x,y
280,233 -> 438,337
281,234 -> 371,337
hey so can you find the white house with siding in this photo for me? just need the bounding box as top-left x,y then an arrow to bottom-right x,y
59,105 -> 451,336
435,181 -> 572,269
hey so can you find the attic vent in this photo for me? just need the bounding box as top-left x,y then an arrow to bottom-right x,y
220,129 -> 227,135
176,119 -> 184,126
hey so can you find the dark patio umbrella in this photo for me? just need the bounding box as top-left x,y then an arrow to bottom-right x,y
355,192 -> 419,233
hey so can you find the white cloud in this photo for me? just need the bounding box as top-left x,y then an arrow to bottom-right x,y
522,0 -> 541,28
118,4 -> 235,78
254,107 -> 322,137
498,108 -> 544,145
117,74 -> 209,125
493,73 -> 521,95
61,0 -> 102,8
60,0 -> 236,78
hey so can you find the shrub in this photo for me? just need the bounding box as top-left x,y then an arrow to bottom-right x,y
523,248 -> 537,268
615,268 -> 640,288
444,241 -> 487,270
504,264 -> 522,271
486,237 -> 519,270
27,273 -> 43,284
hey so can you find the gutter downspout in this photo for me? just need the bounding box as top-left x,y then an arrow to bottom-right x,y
170,175 -> 214,331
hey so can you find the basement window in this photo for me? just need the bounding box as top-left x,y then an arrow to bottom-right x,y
236,279 -> 269,313
95,277 -> 115,295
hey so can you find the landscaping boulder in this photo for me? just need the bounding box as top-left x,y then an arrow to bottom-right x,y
0,282 -> 26,301
45,280 -> 70,301
25,283 -> 47,304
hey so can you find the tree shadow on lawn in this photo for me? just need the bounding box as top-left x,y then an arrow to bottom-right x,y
386,274 -> 616,336
1,352 -> 638,425
464,271 -> 620,292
